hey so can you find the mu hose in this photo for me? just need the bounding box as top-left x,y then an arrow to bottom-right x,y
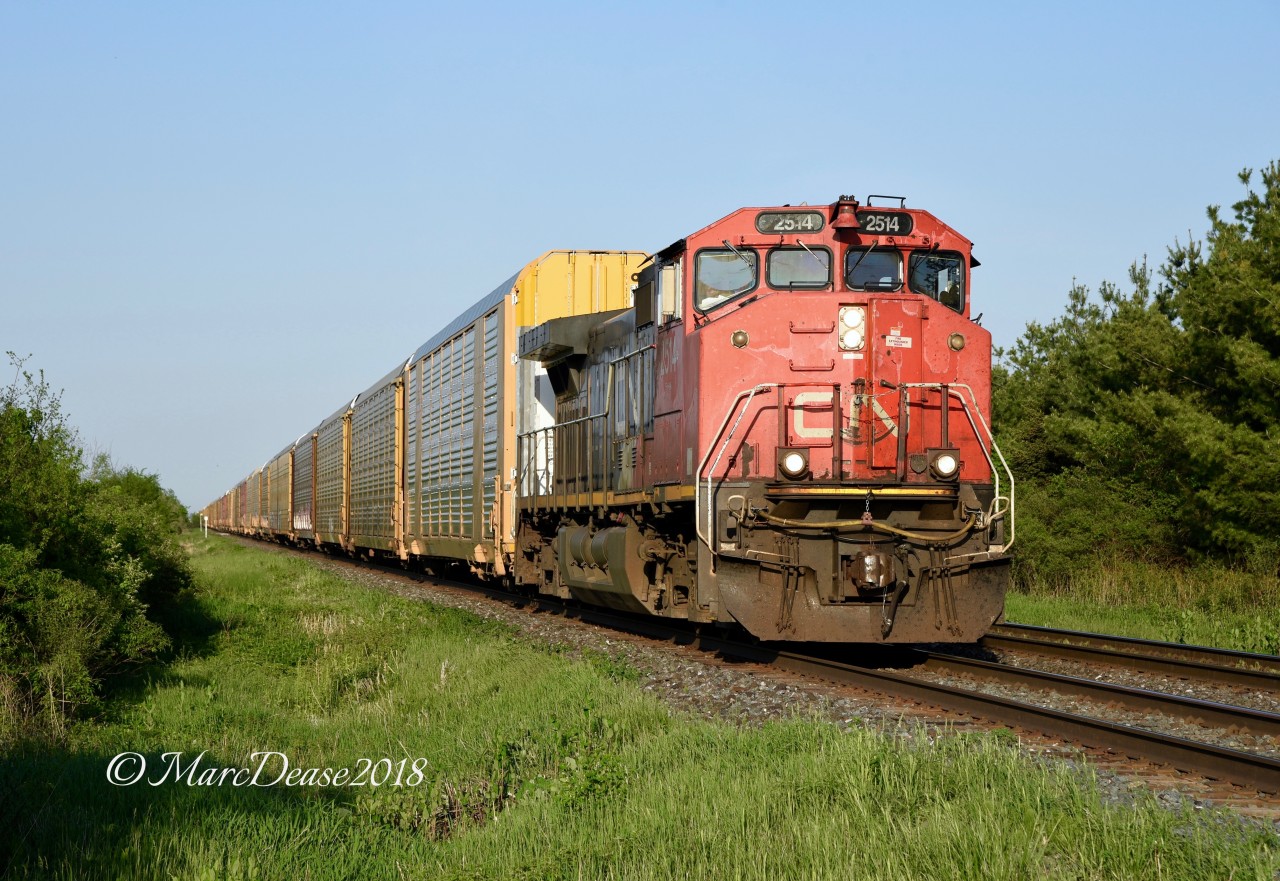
756,511 -> 978,544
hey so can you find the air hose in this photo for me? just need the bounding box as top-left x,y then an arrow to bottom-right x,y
756,511 -> 977,544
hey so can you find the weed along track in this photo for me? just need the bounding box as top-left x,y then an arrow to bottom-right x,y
229,535 -> 1280,826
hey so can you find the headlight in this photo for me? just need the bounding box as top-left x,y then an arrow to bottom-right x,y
930,451 -> 959,479
838,306 -> 866,350
778,449 -> 809,479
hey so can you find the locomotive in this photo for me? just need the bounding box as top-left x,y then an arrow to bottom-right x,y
205,195 -> 1013,643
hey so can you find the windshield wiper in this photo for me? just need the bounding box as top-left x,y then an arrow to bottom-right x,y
792,239 -> 829,290
722,239 -> 754,271
720,239 -> 758,295
846,247 -> 872,286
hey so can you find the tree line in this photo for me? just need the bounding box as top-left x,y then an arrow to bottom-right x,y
994,162 -> 1280,584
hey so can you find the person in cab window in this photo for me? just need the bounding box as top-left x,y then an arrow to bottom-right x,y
940,280 -> 962,311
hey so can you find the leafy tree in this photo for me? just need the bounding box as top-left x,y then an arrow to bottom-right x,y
0,357 -> 83,564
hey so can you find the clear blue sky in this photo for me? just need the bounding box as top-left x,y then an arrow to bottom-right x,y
3,1 -> 1278,510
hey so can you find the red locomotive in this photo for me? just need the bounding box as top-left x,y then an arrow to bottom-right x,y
514,196 -> 1013,642
206,196 -> 1012,644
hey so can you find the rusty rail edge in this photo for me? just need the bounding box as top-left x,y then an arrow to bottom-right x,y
750,643 -> 1280,794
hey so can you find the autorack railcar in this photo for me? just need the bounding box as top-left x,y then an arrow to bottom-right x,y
211,250 -> 648,566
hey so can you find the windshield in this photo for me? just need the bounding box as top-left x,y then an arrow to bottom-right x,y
845,248 -> 901,291
908,252 -> 965,312
695,249 -> 758,311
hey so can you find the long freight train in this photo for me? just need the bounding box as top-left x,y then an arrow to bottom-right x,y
204,196 -> 1014,643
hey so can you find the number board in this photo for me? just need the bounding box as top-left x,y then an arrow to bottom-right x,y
755,211 -> 825,234
858,211 -> 914,236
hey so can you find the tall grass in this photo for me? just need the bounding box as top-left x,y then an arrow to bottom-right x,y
2,536 -> 1275,880
1010,555 -> 1280,652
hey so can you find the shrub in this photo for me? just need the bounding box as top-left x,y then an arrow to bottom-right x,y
0,355 -> 190,741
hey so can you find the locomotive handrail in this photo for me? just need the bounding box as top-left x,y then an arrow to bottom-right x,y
518,416 -> 602,511
696,381 -> 1014,561
516,344 -> 653,515
516,427 -> 559,506
696,383 -> 783,556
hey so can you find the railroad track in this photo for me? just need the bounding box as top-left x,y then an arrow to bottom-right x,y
985,623 -> 1280,690
226,535 -> 1280,799
915,649 -> 1280,739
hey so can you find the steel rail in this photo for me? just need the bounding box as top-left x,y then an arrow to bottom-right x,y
990,623 -> 1280,675
981,629 -> 1280,691
915,649 -> 1280,739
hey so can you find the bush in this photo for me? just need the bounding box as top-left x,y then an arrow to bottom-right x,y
1010,471 -> 1181,585
0,355 -> 191,742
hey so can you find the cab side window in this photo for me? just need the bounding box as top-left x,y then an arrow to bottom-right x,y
695,249 -> 759,312
908,252 -> 965,312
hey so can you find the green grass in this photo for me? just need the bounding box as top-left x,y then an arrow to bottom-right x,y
1009,557 -> 1280,653
2,536 -> 1275,880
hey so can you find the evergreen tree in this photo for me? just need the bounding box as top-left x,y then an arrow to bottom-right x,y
995,163 -> 1280,580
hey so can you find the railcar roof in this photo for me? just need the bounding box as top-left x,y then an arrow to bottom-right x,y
408,271 -> 518,365
306,270 -> 519,433
316,398 -> 354,430
354,359 -> 411,404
